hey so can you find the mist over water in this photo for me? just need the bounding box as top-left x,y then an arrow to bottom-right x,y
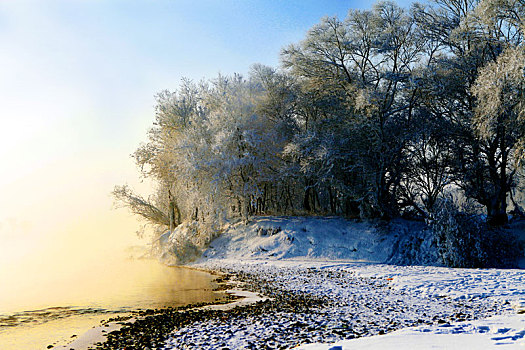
0,208 -> 223,349
0,154 -> 223,349
0,155 -> 143,312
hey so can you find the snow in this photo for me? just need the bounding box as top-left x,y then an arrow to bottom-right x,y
199,289 -> 269,311
297,314 -> 525,349
352,264 -> 525,301
160,216 -> 525,349
188,259 -> 525,349
198,216 -> 402,263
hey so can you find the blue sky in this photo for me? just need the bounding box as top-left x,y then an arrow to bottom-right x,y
0,0 -> 415,247
0,0 -> 415,163
0,1 -> 377,169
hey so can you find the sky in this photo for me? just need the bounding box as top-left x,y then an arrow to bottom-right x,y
0,0 -> 415,264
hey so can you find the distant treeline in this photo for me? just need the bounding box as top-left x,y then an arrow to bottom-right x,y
115,0 -> 525,236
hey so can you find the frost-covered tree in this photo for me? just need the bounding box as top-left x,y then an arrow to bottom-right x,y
112,79 -> 202,234
282,2 -> 426,218
194,73 -> 284,219
413,0 -> 525,225
114,68 -> 299,243
398,108 -> 456,216
115,0 -> 525,256
471,47 -> 525,223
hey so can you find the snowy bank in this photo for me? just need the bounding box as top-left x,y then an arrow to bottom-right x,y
160,215 -> 525,268
201,216 -> 395,262
154,216 -> 525,349
159,216 -> 438,265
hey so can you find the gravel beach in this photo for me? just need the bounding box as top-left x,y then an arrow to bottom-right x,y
88,259 -> 522,349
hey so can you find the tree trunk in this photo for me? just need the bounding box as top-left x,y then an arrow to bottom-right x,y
168,189 -> 177,232
486,130 -> 509,226
303,186 -> 312,212
328,186 -> 336,214
487,195 -> 508,226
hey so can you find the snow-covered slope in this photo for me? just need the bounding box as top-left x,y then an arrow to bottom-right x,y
160,215 -> 522,266
198,216 -> 399,263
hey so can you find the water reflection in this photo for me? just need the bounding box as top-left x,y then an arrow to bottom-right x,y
0,258 -> 225,349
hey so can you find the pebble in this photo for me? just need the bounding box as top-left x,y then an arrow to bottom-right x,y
91,262 -> 512,349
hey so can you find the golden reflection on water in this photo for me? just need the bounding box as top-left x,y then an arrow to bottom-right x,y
1,312 -> 117,350
0,258 -> 224,349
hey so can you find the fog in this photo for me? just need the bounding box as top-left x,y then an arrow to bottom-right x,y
0,150 -> 150,313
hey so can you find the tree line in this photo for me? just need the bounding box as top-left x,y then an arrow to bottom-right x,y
114,0 -> 525,238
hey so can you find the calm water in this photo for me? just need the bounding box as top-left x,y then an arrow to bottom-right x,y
0,257 -> 225,349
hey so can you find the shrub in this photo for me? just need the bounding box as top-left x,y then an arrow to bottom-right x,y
385,220 -> 440,266
431,200 -> 523,268
154,221 -> 223,265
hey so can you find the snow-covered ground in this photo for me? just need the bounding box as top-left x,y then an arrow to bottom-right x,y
180,260 -> 525,349
299,314 -> 525,349
160,216 -> 525,349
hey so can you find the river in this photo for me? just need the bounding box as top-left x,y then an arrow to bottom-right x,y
0,255 -> 224,349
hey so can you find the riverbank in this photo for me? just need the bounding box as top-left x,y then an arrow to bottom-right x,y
65,216 -> 525,349
81,259 -> 525,349
54,269 -> 261,350
174,260 -> 525,349
55,290 -> 261,350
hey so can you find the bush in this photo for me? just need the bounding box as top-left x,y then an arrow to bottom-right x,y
154,220 -> 226,265
431,200 -> 523,268
388,229 -> 440,266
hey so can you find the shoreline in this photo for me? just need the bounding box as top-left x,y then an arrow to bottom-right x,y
55,267 -> 266,350
58,259 -> 525,349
